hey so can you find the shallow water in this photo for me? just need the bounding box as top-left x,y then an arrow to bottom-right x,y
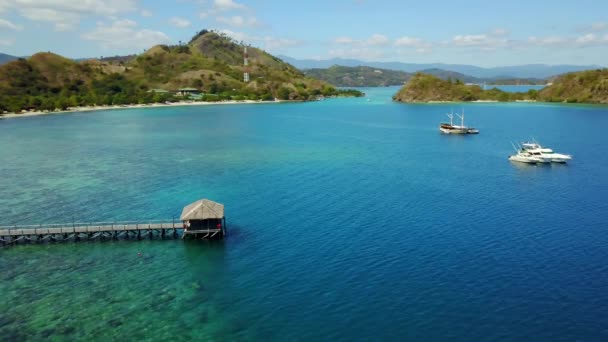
486,85 -> 546,92
1,87 -> 608,340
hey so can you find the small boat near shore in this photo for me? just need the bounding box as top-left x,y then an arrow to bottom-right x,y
439,110 -> 478,134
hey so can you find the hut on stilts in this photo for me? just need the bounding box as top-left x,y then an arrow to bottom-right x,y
180,199 -> 226,239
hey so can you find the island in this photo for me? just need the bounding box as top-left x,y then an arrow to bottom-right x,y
0,30 -> 363,115
393,70 -> 608,104
304,65 -> 411,87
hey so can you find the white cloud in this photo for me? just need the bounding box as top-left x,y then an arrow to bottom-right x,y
590,22 -> 608,31
201,0 -> 264,29
200,0 -> 247,17
527,35 -> 569,47
575,33 -> 608,47
263,36 -> 299,50
214,0 -> 247,11
219,29 -> 249,42
451,29 -> 512,51
492,28 -> 510,36
19,8 -> 82,30
335,37 -> 355,44
332,34 -> 389,47
219,29 -> 301,52
0,38 -> 14,46
328,48 -> 385,61
216,15 -> 259,28
2,0 -> 139,31
526,34 -> 608,48
169,17 -> 191,28
0,18 -> 21,31
415,47 -> 432,54
366,34 -> 389,46
394,36 -> 422,47
394,36 -> 432,53
82,19 -> 170,50
140,9 -> 153,17
453,34 -> 489,46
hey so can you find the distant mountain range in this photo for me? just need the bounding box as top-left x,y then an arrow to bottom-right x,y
304,66 -> 410,87
0,53 -> 18,64
278,55 -> 602,79
303,65 -> 547,87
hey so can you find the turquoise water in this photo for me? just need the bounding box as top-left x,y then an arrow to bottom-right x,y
489,85 -> 546,93
2,87 -> 608,340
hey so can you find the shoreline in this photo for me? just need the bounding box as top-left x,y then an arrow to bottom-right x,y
0,99 -> 284,120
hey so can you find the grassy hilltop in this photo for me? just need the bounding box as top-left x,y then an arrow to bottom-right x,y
0,30 -> 362,113
393,71 -> 608,104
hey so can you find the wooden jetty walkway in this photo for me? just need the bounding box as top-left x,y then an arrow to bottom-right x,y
0,199 -> 226,247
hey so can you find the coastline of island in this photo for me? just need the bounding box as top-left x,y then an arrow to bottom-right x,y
0,99 -> 289,120
393,70 -> 608,104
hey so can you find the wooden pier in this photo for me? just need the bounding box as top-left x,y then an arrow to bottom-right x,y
0,199 -> 226,247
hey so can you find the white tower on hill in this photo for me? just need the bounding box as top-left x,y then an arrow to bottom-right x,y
243,46 -> 250,83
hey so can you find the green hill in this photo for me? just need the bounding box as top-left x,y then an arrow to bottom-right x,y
538,69 -> 608,103
393,71 -> 608,104
304,65 -> 411,87
392,73 -> 520,102
0,30 -> 362,114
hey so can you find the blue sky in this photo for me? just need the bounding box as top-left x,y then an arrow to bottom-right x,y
0,0 -> 607,66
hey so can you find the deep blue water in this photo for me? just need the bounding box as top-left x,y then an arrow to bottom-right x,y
1,87 -> 608,340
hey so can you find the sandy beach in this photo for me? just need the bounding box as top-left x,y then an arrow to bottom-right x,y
0,99 -> 281,120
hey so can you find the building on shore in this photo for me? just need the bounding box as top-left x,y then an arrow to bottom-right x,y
147,89 -> 170,94
176,88 -> 202,98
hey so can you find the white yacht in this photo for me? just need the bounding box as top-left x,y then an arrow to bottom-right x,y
521,141 -> 572,163
522,149 -> 553,163
509,151 -> 542,164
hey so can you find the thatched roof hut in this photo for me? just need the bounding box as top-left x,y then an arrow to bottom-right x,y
180,199 -> 224,221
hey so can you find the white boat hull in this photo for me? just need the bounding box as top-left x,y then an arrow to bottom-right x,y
521,142 -> 572,163
509,155 -> 541,164
440,127 -> 468,134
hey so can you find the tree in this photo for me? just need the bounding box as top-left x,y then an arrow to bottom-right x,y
278,87 -> 290,100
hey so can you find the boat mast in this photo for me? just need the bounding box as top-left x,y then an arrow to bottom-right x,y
455,109 -> 465,127
447,109 -> 454,126
461,109 -> 465,127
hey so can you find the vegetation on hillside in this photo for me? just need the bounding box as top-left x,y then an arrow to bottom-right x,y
420,68 -> 546,85
304,65 -> 411,87
538,69 -> 608,103
393,71 -> 608,104
392,73 -> 536,102
0,30 -> 363,114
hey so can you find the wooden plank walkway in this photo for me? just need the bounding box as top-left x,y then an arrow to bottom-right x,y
0,220 -> 222,246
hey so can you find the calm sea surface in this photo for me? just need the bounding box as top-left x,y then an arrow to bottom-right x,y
1,87 -> 608,341
490,85 -> 546,92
